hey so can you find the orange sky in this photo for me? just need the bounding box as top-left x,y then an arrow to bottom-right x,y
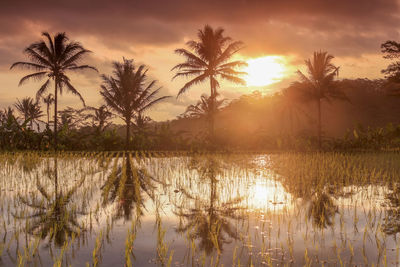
0,0 -> 398,121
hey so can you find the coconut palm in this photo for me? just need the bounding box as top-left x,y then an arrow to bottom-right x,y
100,58 -> 170,150
295,51 -> 347,149
278,84 -> 312,136
84,105 -> 114,133
184,94 -> 226,119
42,93 -> 54,127
172,25 -> 247,138
10,32 -> 97,149
133,112 -> 151,133
14,97 -> 43,129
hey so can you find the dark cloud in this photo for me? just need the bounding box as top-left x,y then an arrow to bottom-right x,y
0,0 -> 398,57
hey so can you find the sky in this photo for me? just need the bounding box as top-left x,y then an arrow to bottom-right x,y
0,0 -> 399,122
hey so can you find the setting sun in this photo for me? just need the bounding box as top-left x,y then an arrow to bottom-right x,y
244,56 -> 286,86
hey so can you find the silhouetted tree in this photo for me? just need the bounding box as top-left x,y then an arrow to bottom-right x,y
11,32 -> 97,149
278,84 -> 310,136
295,51 -> 346,149
84,105 -> 114,133
42,93 -> 54,127
100,58 -> 170,149
14,97 -> 43,129
133,112 -> 151,134
172,25 -> 247,139
184,94 -> 226,119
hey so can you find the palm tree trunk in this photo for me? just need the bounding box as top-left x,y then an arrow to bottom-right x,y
317,99 -> 322,150
209,77 -> 215,142
54,80 -> 58,151
54,156 -> 58,200
47,104 -> 50,127
126,119 -> 131,150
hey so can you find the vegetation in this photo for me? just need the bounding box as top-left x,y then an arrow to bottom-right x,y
294,51 -> 347,149
10,32 -> 97,149
1,28 -> 400,152
172,25 -> 247,140
100,58 -> 170,150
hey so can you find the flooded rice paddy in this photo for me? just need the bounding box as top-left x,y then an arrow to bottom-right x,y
1,152 -> 400,266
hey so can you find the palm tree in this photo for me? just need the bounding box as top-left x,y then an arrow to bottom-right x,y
172,25 -> 247,139
84,105 -> 114,133
42,94 -> 54,127
295,51 -> 346,149
100,58 -> 170,150
133,112 -> 151,134
11,32 -> 97,149
14,97 -> 43,129
278,84 -> 312,136
184,94 -> 226,119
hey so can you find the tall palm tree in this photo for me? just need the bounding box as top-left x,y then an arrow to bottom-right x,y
14,97 -> 43,129
100,58 -> 170,150
295,51 -> 346,149
42,93 -> 54,127
172,25 -> 247,138
11,32 -> 97,149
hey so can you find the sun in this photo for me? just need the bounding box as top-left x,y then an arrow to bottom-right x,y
244,56 -> 286,87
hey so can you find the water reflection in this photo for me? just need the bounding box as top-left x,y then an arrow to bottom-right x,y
2,153 -> 400,266
101,153 -> 159,222
383,184 -> 400,235
14,156 -> 86,247
307,191 -> 338,229
173,156 -> 243,255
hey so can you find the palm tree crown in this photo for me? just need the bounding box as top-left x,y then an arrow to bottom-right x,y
14,97 -> 43,128
295,51 -> 346,149
11,32 -> 97,148
172,25 -> 247,98
100,58 -> 170,149
172,25 -> 247,141
184,94 -> 226,119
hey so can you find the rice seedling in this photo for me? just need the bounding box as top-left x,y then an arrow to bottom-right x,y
0,151 -> 400,265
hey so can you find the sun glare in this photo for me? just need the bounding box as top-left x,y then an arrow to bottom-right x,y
244,56 -> 286,86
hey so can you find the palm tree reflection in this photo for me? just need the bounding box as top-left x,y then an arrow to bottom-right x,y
173,156 -> 243,255
15,156 -> 86,247
307,190 -> 338,229
101,153 -> 158,222
382,184 -> 400,235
